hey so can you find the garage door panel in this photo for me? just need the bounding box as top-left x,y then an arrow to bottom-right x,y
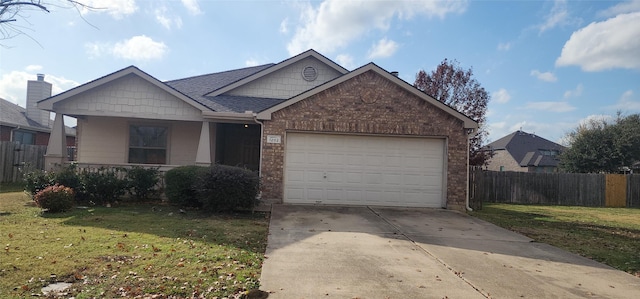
285,133 -> 445,207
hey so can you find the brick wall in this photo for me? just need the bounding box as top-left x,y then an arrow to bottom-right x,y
485,150 -> 523,172
260,70 -> 470,210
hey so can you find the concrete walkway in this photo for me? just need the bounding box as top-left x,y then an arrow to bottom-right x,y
260,205 -> 640,299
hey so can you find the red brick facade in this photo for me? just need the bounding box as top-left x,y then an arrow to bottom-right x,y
260,70 -> 470,210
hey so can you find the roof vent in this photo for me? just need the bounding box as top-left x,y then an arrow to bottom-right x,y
302,66 -> 318,82
390,71 -> 399,77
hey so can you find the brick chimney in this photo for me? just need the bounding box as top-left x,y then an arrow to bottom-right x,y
26,73 -> 53,127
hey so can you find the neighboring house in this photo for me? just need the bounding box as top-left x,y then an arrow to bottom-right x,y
483,130 -> 565,173
0,75 -> 75,147
37,50 -> 478,210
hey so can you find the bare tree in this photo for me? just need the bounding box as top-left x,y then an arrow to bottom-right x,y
414,59 -> 491,166
1,0 -> 96,41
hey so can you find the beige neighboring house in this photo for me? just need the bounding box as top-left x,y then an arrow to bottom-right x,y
483,130 -> 565,173
38,50 -> 478,210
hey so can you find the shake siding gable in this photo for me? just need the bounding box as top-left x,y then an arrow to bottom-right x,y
260,70 -> 470,210
53,74 -> 202,121
227,57 -> 343,100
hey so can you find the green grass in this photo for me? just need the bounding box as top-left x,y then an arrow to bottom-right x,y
471,203 -> 640,277
0,183 -> 25,193
0,192 -> 269,298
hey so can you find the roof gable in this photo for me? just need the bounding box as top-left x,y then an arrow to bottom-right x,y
257,63 -> 478,129
38,66 -> 210,113
205,49 -> 349,98
486,130 -> 566,167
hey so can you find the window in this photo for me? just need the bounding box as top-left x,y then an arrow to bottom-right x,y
128,125 -> 168,164
540,149 -> 559,157
13,130 -> 35,145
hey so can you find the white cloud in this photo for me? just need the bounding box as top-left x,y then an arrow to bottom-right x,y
280,18 -> 289,34
155,6 -> 182,30
609,90 -> 640,111
286,0 -> 467,55
367,38 -> 399,59
523,101 -> 575,112
492,88 -> 511,104
598,0 -> 640,18
556,12 -> 640,71
538,0 -> 570,33
563,83 -> 583,99
181,0 -> 202,15
497,42 -> 511,51
530,70 -> 557,82
245,59 -> 260,67
25,65 -> 43,72
0,70 -> 79,108
112,35 -> 168,61
81,0 -> 138,19
335,54 -> 355,70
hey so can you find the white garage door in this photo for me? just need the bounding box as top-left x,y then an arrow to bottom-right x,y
284,133 -> 445,207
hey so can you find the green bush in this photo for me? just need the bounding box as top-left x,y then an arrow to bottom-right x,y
33,184 -> 75,213
196,165 -> 259,212
23,169 -> 55,195
165,165 -> 208,208
126,166 -> 160,201
53,164 -> 82,192
81,168 -> 127,204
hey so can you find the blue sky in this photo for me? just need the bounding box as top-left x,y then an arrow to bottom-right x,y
1,0 -> 639,144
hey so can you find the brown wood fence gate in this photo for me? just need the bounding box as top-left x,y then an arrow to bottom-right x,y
469,169 -> 640,209
0,141 -> 47,183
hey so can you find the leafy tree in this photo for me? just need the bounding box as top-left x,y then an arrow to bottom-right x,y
414,59 -> 490,166
560,113 -> 640,173
1,0 -> 94,40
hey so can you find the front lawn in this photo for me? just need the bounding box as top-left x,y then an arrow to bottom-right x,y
471,203 -> 640,277
0,192 -> 269,298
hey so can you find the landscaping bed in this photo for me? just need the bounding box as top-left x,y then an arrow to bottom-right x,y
0,191 -> 269,298
471,203 -> 640,277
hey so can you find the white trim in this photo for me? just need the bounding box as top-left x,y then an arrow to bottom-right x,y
257,63 -> 478,129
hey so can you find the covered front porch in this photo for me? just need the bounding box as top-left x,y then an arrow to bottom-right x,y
44,113 -> 262,172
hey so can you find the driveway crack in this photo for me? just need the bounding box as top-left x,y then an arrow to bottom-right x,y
366,206 -> 492,299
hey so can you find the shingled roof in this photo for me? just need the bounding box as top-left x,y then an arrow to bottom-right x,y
0,98 -> 50,130
1,98 -> 76,135
164,64 -> 286,113
485,130 -> 565,167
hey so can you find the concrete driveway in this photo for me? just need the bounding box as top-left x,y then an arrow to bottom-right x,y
260,205 -> 640,299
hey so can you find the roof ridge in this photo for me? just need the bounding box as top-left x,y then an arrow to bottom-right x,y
165,64 -> 275,83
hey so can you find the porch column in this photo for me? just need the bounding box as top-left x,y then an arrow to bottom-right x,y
44,113 -> 67,170
195,121 -> 212,166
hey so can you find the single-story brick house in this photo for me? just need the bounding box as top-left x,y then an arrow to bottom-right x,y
38,50 -> 478,210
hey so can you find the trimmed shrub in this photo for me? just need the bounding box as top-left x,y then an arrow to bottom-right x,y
165,165 -> 208,208
23,169 -> 55,195
53,164 -> 82,192
81,168 -> 127,204
126,166 -> 160,201
196,165 -> 260,212
33,184 -> 75,213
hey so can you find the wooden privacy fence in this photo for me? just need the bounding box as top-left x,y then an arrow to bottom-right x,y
469,169 -> 640,208
0,141 -> 47,183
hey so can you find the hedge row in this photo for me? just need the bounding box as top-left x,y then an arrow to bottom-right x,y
165,165 -> 260,212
